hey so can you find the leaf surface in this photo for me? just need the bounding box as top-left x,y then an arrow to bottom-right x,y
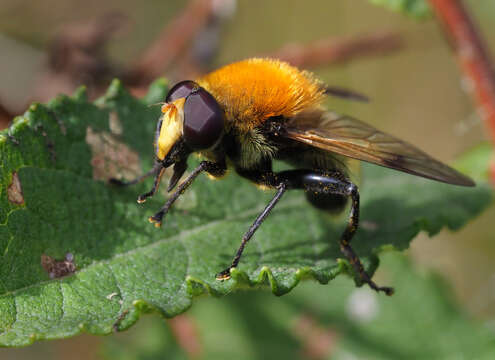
101,253 -> 495,360
0,80 -> 490,346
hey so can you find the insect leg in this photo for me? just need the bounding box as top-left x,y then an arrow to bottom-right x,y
217,167 -> 302,280
149,161 -> 226,227
167,160 -> 188,192
216,183 -> 287,280
137,166 -> 166,203
109,162 -> 163,187
301,171 -> 394,296
109,162 -> 166,203
224,168 -> 393,295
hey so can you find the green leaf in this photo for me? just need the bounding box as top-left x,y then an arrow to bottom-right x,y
0,80 -> 491,346
454,142 -> 493,182
368,0 -> 431,18
100,253 -> 495,360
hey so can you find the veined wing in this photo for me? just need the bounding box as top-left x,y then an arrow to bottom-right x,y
284,110 -> 474,186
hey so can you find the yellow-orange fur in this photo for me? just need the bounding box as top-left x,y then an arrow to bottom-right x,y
196,58 -> 325,132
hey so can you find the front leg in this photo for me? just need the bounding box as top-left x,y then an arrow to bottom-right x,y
148,161 -> 226,227
110,161 -> 176,206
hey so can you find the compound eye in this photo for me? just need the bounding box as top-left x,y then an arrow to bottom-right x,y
165,80 -> 197,103
183,89 -> 224,150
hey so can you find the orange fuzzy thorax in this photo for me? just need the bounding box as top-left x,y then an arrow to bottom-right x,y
196,58 -> 325,132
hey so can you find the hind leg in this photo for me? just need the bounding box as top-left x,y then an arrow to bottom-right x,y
226,168 -> 394,295
305,191 -> 348,213
300,170 -> 393,295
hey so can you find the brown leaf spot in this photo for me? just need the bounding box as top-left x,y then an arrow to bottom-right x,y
41,253 -> 76,279
7,172 -> 24,205
108,111 -> 123,135
361,220 -> 378,231
86,127 -> 141,180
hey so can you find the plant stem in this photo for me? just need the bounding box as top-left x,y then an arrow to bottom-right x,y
428,0 -> 495,182
127,0 -> 215,86
0,102 -> 12,130
265,32 -> 403,68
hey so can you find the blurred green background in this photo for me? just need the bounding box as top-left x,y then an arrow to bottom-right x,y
1,0 -> 494,358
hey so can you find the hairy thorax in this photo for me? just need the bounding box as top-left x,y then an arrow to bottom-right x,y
197,58 -> 325,133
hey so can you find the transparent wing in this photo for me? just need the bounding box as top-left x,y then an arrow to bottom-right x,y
284,110 -> 474,186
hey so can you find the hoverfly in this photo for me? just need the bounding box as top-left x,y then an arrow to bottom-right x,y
111,58 -> 474,295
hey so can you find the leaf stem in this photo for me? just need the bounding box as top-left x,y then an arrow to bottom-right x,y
428,0 -> 495,182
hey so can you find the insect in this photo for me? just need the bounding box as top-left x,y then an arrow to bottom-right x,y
111,58 -> 474,295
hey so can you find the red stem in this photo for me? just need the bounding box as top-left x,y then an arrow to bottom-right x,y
429,0 -> 495,179
265,32 -> 403,69
0,102 -> 12,130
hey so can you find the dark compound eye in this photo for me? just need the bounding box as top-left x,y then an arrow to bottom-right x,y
183,88 -> 224,150
165,80 -> 198,103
